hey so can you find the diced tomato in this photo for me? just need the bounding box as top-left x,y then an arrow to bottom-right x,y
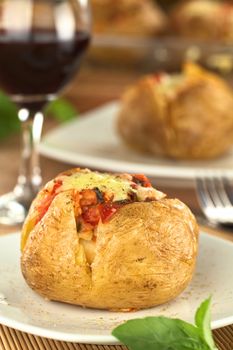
51,179 -> 63,195
132,174 -> 152,188
99,203 -> 120,223
36,179 -> 63,224
152,72 -> 167,84
80,189 -> 97,207
35,195 -> 52,224
82,206 -> 100,226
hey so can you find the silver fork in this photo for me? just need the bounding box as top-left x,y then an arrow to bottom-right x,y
195,175 -> 233,225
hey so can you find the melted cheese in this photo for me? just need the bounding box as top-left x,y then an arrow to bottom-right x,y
156,74 -> 185,97
61,172 -> 136,201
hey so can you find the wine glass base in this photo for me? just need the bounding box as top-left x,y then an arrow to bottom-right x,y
0,192 -> 26,225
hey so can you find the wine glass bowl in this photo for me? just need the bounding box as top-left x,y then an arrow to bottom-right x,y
0,0 -> 91,225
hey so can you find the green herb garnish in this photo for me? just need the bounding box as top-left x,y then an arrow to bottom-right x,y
112,298 -> 218,350
45,97 -> 77,123
0,92 -> 77,140
0,91 -> 20,139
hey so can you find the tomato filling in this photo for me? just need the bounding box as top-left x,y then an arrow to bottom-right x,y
132,174 -> 152,188
152,72 -> 164,83
75,174 -> 153,232
35,172 -> 153,234
75,190 -> 126,233
35,179 -> 63,224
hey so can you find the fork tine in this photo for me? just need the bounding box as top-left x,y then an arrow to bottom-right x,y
196,175 -> 233,225
212,177 -> 233,207
203,177 -> 224,208
196,177 -> 215,209
222,177 -> 233,204
195,176 -> 221,224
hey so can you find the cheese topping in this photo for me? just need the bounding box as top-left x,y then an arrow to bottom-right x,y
59,170 -> 165,202
155,74 -> 186,97
61,172 -> 136,201
21,169 -> 166,252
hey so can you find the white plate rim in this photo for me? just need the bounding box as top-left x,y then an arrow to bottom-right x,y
1,232 -> 233,344
1,305 -> 233,344
0,313 -> 118,344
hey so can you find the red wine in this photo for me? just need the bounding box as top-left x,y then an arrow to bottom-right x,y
0,30 -> 90,104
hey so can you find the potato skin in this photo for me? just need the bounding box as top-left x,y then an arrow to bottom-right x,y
117,64 -> 233,159
170,0 -> 233,43
92,0 -> 167,37
21,190 -> 198,310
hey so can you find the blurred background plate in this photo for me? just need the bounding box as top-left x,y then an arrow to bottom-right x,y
39,102 -> 233,188
89,34 -> 233,81
88,0 -> 233,83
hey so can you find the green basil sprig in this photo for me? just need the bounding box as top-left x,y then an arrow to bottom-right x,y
112,298 -> 218,350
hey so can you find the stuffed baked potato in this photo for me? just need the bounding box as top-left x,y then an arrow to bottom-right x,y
171,0 -> 233,43
21,168 -> 198,310
117,63 -> 233,159
91,0 -> 167,37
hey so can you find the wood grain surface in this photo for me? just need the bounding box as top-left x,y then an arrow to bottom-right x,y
0,324 -> 233,350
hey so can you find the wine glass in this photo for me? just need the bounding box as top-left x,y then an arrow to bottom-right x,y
0,0 -> 91,225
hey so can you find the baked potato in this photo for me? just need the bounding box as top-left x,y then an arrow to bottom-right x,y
117,63 -> 233,159
91,0 -> 167,37
170,0 -> 233,43
89,0 -> 167,67
21,168 -> 198,311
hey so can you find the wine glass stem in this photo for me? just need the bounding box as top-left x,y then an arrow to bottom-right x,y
14,109 -> 44,209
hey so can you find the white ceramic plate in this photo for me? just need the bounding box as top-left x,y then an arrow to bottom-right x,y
1,232 -> 233,344
39,102 -> 233,187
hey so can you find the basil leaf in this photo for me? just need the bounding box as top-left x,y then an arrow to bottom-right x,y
195,298 -> 217,350
0,90 -> 77,140
0,91 -> 19,140
45,98 -> 77,122
112,316 -> 210,350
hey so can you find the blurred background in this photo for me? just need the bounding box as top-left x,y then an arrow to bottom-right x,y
88,0 -> 233,79
72,0 -> 233,120
2,0 -> 233,136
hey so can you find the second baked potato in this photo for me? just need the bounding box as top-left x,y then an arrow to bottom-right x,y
117,63 -> 233,159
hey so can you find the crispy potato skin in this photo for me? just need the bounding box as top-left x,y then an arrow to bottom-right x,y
91,0 -> 167,37
117,64 -> 233,159
170,0 -> 233,43
21,190 -> 198,310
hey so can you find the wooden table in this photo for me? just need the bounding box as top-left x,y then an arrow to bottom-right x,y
0,65 -> 233,350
